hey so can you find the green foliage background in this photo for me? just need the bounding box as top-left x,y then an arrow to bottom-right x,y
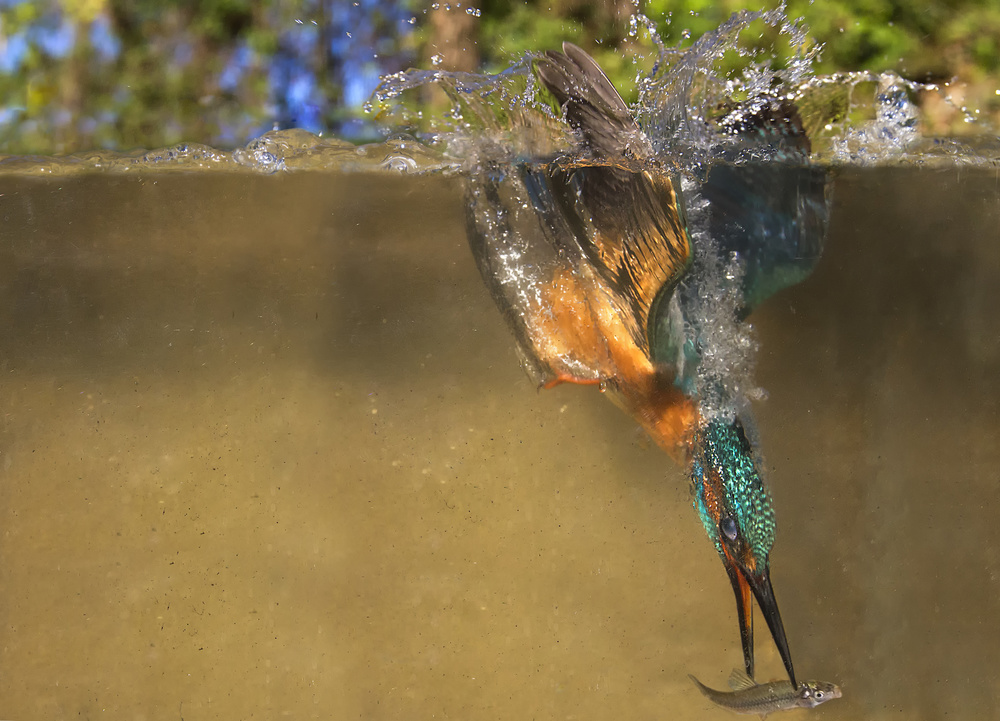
0,0 -> 997,155
474,0 -> 1000,80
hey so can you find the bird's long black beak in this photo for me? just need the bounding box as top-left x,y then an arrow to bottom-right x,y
725,559 -> 796,688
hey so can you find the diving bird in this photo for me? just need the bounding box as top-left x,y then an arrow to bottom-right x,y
464,42 -> 829,686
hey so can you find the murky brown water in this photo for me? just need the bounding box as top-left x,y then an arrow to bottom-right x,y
0,167 -> 997,720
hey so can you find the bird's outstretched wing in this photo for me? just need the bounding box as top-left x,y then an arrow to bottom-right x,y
466,43 -> 692,387
536,44 -> 691,357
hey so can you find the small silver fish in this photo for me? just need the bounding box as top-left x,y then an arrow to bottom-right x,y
689,668 -> 841,718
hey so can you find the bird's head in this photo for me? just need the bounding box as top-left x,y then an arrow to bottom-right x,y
691,416 -> 796,687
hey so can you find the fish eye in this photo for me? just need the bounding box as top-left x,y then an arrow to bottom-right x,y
814,691 -> 824,699
720,516 -> 738,541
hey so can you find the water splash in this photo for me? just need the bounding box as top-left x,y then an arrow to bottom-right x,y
636,8 -> 822,172
369,59 -> 570,166
672,177 -> 763,417
371,8 -> 998,171
367,7 -> 997,423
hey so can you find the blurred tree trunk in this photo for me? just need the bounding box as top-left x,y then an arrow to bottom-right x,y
425,4 -> 480,72
422,4 -> 480,113
55,19 -> 88,152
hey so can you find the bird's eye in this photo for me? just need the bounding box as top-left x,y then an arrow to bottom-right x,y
720,516 -> 738,541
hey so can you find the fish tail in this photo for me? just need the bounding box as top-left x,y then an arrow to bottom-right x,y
688,674 -> 711,695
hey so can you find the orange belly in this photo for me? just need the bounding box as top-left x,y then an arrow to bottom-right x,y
529,265 -> 698,465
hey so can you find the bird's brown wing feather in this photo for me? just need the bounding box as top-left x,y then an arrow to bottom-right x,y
466,44 -> 691,387
535,43 -> 691,357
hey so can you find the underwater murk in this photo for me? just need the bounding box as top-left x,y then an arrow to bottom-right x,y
0,9 -> 998,721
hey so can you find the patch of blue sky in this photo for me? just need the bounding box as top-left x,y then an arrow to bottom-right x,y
0,32 -> 29,73
220,43 -> 254,93
30,15 -> 74,59
284,70 -> 322,131
327,2 -> 357,57
286,22 -> 319,54
343,62 -> 381,108
0,106 -> 24,125
286,70 -> 315,107
89,14 -> 120,61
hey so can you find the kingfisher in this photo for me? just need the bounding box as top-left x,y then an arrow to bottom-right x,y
463,43 -> 829,687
